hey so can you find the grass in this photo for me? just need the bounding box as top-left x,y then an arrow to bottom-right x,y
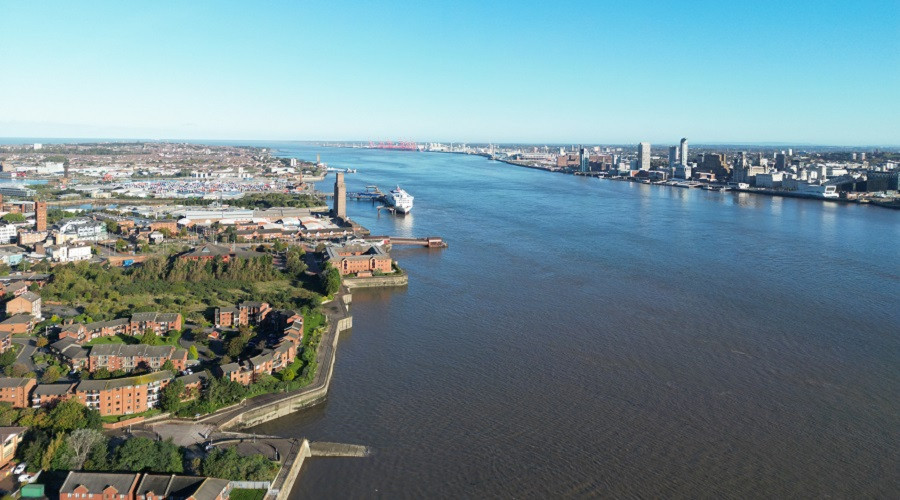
85,334 -> 138,346
229,490 -> 267,500
100,408 -> 162,423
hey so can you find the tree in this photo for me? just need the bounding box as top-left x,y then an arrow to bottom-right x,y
48,399 -> 91,433
67,428 -> 106,470
321,264 -> 341,296
115,238 -> 128,252
93,367 -> 111,379
114,437 -> 183,473
41,365 -> 61,383
35,336 -> 49,348
188,345 -> 199,360
161,360 -> 175,372
6,362 -> 28,377
160,379 -> 185,413
41,433 -> 66,470
280,367 -> 295,382
1,213 -> 25,223
141,328 -> 160,345
106,220 -> 119,234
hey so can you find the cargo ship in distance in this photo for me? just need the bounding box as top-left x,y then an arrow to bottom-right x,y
385,186 -> 414,213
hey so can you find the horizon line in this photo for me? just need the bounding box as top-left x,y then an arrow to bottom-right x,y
1,136 -> 898,149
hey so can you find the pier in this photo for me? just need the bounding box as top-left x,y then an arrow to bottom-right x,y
391,236 -> 448,248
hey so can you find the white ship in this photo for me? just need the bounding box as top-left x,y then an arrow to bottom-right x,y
385,186 -> 414,213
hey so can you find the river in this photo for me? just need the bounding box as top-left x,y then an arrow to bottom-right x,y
249,146 -> 898,498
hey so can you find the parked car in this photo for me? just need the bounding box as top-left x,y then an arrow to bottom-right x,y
13,462 -> 27,474
18,473 -> 35,484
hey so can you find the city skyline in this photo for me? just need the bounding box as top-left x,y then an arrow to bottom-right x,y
1,1 -> 898,145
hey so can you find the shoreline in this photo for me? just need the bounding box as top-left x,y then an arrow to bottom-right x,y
328,146 -> 898,211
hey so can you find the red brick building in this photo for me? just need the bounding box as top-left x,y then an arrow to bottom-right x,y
59,472 -> 140,500
0,378 -> 36,408
325,244 -> 392,276
88,345 -> 187,373
75,371 -> 172,416
129,312 -> 182,336
31,383 -> 76,408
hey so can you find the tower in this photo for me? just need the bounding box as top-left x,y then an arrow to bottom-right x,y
579,147 -> 589,173
638,142 -> 651,171
333,172 -> 346,219
679,138 -> 688,167
668,146 -> 679,167
35,200 -> 47,231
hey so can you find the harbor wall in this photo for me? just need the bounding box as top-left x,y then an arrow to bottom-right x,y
343,274 -> 408,289
221,303 -> 352,430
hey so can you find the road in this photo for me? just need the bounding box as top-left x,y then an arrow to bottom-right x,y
11,338 -> 38,373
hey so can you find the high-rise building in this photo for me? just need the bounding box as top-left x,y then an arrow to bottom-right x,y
775,153 -> 787,171
679,138 -> 688,167
35,200 -> 47,232
638,142 -> 651,171
333,172 -> 346,219
579,148 -> 589,173
668,146 -> 679,167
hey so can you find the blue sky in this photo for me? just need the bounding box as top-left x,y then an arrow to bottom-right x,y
0,0 -> 897,145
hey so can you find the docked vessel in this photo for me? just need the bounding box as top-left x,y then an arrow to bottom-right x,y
385,186 -> 414,213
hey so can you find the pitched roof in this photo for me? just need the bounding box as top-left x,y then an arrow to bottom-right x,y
59,471 -> 140,495
76,371 -> 173,392
89,344 -> 176,358
33,383 -> 76,396
137,475 -> 230,500
85,318 -> 129,331
0,378 -> 33,389
0,314 -> 33,325
16,291 -> 40,303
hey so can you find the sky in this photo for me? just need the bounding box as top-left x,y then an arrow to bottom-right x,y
0,1 -> 898,145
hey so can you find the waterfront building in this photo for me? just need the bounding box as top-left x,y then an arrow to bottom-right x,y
326,243 -> 393,276
674,164 -> 693,180
680,138 -> 688,167
865,170 -> 900,191
579,148 -> 589,173
776,153 -> 788,171
668,146 -> 679,167
0,185 -> 35,198
333,171 -> 347,219
638,142 -> 651,171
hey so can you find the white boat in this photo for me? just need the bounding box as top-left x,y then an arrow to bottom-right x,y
385,186 -> 414,213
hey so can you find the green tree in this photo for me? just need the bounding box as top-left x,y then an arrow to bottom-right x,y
1,213 -> 25,223
106,220 -> 119,234
48,399 -> 91,433
35,336 -> 49,348
141,328 -> 159,345
321,264 -> 341,296
188,345 -> 199,360
41,365 -> 61,383
280,367 -> 295,382
115,238 -> 128,252
160,379 -> 185,413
